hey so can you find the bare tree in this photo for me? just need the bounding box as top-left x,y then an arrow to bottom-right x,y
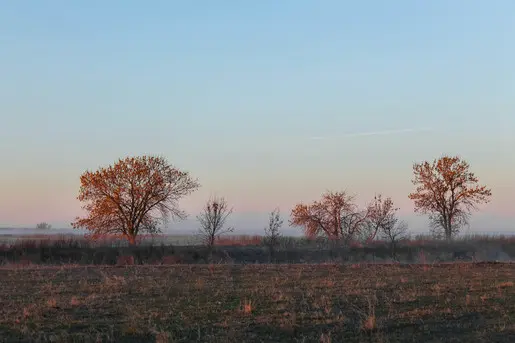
380,220 -> 408,260
36,222 -> 52,230
72,155 -> 200,245
360,194 -> 398,242
409,155 -> 492,240
197,196 -> 234,249
290,191 -> 369,242
264,208 -> 283,259
360,195 -> 408,258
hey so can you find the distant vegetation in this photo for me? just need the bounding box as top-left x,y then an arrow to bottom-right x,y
70,154 -> 492,248
1,233 -> 514,266
0,154 -> 497,267
35,222 -> 51,230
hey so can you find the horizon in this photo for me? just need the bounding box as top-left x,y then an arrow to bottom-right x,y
3,226 -> 515,238
2,211 -> 515,237
1,1 -> 514,234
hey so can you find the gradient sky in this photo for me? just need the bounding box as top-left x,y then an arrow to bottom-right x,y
1,1 -> 514,234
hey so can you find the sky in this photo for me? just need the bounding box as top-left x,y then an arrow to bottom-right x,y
1,1 -> 514,234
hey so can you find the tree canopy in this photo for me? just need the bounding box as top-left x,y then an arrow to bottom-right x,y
290,191 -> 369,240
72,155 -> 200,244
408,155 -> 492,240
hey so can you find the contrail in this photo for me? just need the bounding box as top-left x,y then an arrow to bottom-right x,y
308,127 -> 431,140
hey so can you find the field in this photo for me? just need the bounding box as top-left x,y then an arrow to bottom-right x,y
2,234 -> 515,342
1,263 -> 515,342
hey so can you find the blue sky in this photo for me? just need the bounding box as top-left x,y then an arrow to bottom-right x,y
1,1 -> 514,233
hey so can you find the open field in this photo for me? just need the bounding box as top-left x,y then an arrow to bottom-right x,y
1,263 -> 515,342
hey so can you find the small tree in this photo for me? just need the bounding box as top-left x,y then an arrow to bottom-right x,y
409,155 -> 492,240
360,194 -> 398,243
290,190 -> 369,242
36,222 -> 52,230
197,196 -> 234,250
380,220 -> 408,260
72,155 -> 200,245
264,208 -> 283,259
360,195 -> 407,258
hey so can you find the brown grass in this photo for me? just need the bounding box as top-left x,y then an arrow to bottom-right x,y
1,263 -> 515,342
215,235 -> 263,246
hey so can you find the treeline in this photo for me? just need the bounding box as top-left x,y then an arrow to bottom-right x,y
68,154 -> 492,247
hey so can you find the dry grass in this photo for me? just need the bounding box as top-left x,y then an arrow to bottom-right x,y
214,235 -> 263,246
1,263 -> 515,342
3,232 -> 515,266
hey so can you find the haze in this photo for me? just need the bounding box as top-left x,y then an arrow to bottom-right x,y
1,1 -> 514,234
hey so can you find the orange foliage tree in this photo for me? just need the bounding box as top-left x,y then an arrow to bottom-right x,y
408,155 -> 492,240
72,155 -> 200,244
290,191 -> 370,241
364,195 -> 399,242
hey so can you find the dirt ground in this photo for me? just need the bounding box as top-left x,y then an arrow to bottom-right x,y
1,263 -> 515,342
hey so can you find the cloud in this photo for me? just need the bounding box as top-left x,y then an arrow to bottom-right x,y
308,127 -> 432,140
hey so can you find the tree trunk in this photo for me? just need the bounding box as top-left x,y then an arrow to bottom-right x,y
390,240 -> 397,260
445,216 -> 452,241
269,245 -> 277,263
127,235 -> 137,246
